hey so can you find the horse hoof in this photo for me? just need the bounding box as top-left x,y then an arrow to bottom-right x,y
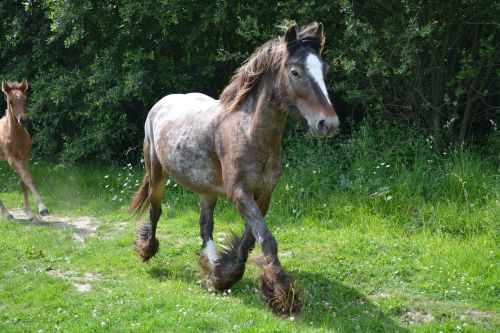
198,253 -> 235,291
135,237 -> 159,262
29,216 -> 39,222
39,209 -> 49,216
258,263 -> 302,315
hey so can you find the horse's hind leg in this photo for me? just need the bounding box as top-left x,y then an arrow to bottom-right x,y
198,195 -> 219,289
0,199 -> 13,219
199,195 -> 257,291
211,224 -> 256,290
135,155 -> 167,261
9,158 -> 48,218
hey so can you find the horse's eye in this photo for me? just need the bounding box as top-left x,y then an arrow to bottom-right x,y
290,69 -> 301,78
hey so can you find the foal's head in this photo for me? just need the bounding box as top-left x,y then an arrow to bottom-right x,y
279,23 -> 339,137
2,80 -> 29,128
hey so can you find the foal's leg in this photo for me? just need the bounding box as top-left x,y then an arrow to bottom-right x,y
20,180 -> 36,221
8,158 -> 48,219
231,188 -> 301,314
0,199 -> 13,219
135,156 -> 167,261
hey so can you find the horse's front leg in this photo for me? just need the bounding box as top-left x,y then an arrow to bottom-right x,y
0,199 -> 13,219
230,187 -> 302,315
8,158 -> 48,218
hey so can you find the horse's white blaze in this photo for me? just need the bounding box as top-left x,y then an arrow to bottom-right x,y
306,53 -> 331,105
203,239 -> 219,269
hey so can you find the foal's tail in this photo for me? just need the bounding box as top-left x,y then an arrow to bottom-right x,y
129,173 -> 150,217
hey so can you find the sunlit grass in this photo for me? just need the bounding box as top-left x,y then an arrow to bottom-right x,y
0,123 -> 498,332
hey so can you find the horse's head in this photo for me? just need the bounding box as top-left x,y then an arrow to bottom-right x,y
280,23 -> 339,137
2,79 -> 29,128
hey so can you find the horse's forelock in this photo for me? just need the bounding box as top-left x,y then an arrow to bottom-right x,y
296,22 -> 325,53
219,23 -> 325,113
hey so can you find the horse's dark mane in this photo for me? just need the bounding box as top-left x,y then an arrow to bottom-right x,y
219,37 -> 285,113
219,22 -> 324,113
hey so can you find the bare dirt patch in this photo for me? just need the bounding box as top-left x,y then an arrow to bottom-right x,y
46,269 -> 102,293
9,208 -> 97,242
464,309 -> 498,323
399,309 -> 435,324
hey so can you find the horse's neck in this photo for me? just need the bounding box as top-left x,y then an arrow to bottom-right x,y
246,80 -> 288,148
4,108 -> 23,133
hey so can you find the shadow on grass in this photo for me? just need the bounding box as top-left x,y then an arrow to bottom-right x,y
229,269 -> 407,332
147,263 -> 198,285
294,270 -> 406,332
146,255 -> 406,331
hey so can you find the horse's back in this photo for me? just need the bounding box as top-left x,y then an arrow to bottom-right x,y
145,93 -> 225,196
149,92 -> 218,117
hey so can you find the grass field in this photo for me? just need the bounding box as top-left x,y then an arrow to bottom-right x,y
0,125 -> 498,332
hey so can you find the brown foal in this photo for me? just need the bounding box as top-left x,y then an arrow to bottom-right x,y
0,80 -> 48,220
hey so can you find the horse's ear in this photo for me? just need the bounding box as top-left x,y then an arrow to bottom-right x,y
316,22 -> 326,53
2,81 -> 11,94
284,24 -> 298,43
316,23 -> 324,39
19,79 -> 28,91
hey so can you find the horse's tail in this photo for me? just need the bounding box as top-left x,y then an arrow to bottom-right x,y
129,172 -> 150,217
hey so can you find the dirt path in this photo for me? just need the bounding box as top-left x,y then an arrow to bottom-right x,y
7,208 -> 106,292
8,208 -> 97,243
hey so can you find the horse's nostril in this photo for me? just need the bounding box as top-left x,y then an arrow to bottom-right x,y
18,117 -> 29,127
317,119 -> 327,131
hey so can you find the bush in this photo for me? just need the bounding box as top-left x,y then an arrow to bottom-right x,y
1,1 -> 498,163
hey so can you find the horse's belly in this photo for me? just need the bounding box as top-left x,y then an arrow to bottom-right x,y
157,131 -> 225,196
166,155 -> 225,196
150,93 -> 226,196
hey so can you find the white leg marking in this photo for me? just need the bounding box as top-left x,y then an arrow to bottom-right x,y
203,239 -> 219,267
306,53 -> 332,105
38,203 -> 47,212
24,208 -> 36,221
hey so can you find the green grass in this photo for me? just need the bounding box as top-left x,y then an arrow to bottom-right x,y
0,124 -> 499,332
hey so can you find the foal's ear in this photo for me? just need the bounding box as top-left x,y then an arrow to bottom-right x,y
19,79 -> 28,91
2,81 -> 11,94
284,24 -> 298,43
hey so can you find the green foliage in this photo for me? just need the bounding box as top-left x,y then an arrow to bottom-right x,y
333,1 -> 499,144
1,1 -> 498,162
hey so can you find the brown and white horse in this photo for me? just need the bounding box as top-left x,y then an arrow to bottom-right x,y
129,23 -> 338,314
0,80 -> 48,220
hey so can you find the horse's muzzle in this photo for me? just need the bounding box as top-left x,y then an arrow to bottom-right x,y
311,115 -> 340,137
18,116 -> 29,128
